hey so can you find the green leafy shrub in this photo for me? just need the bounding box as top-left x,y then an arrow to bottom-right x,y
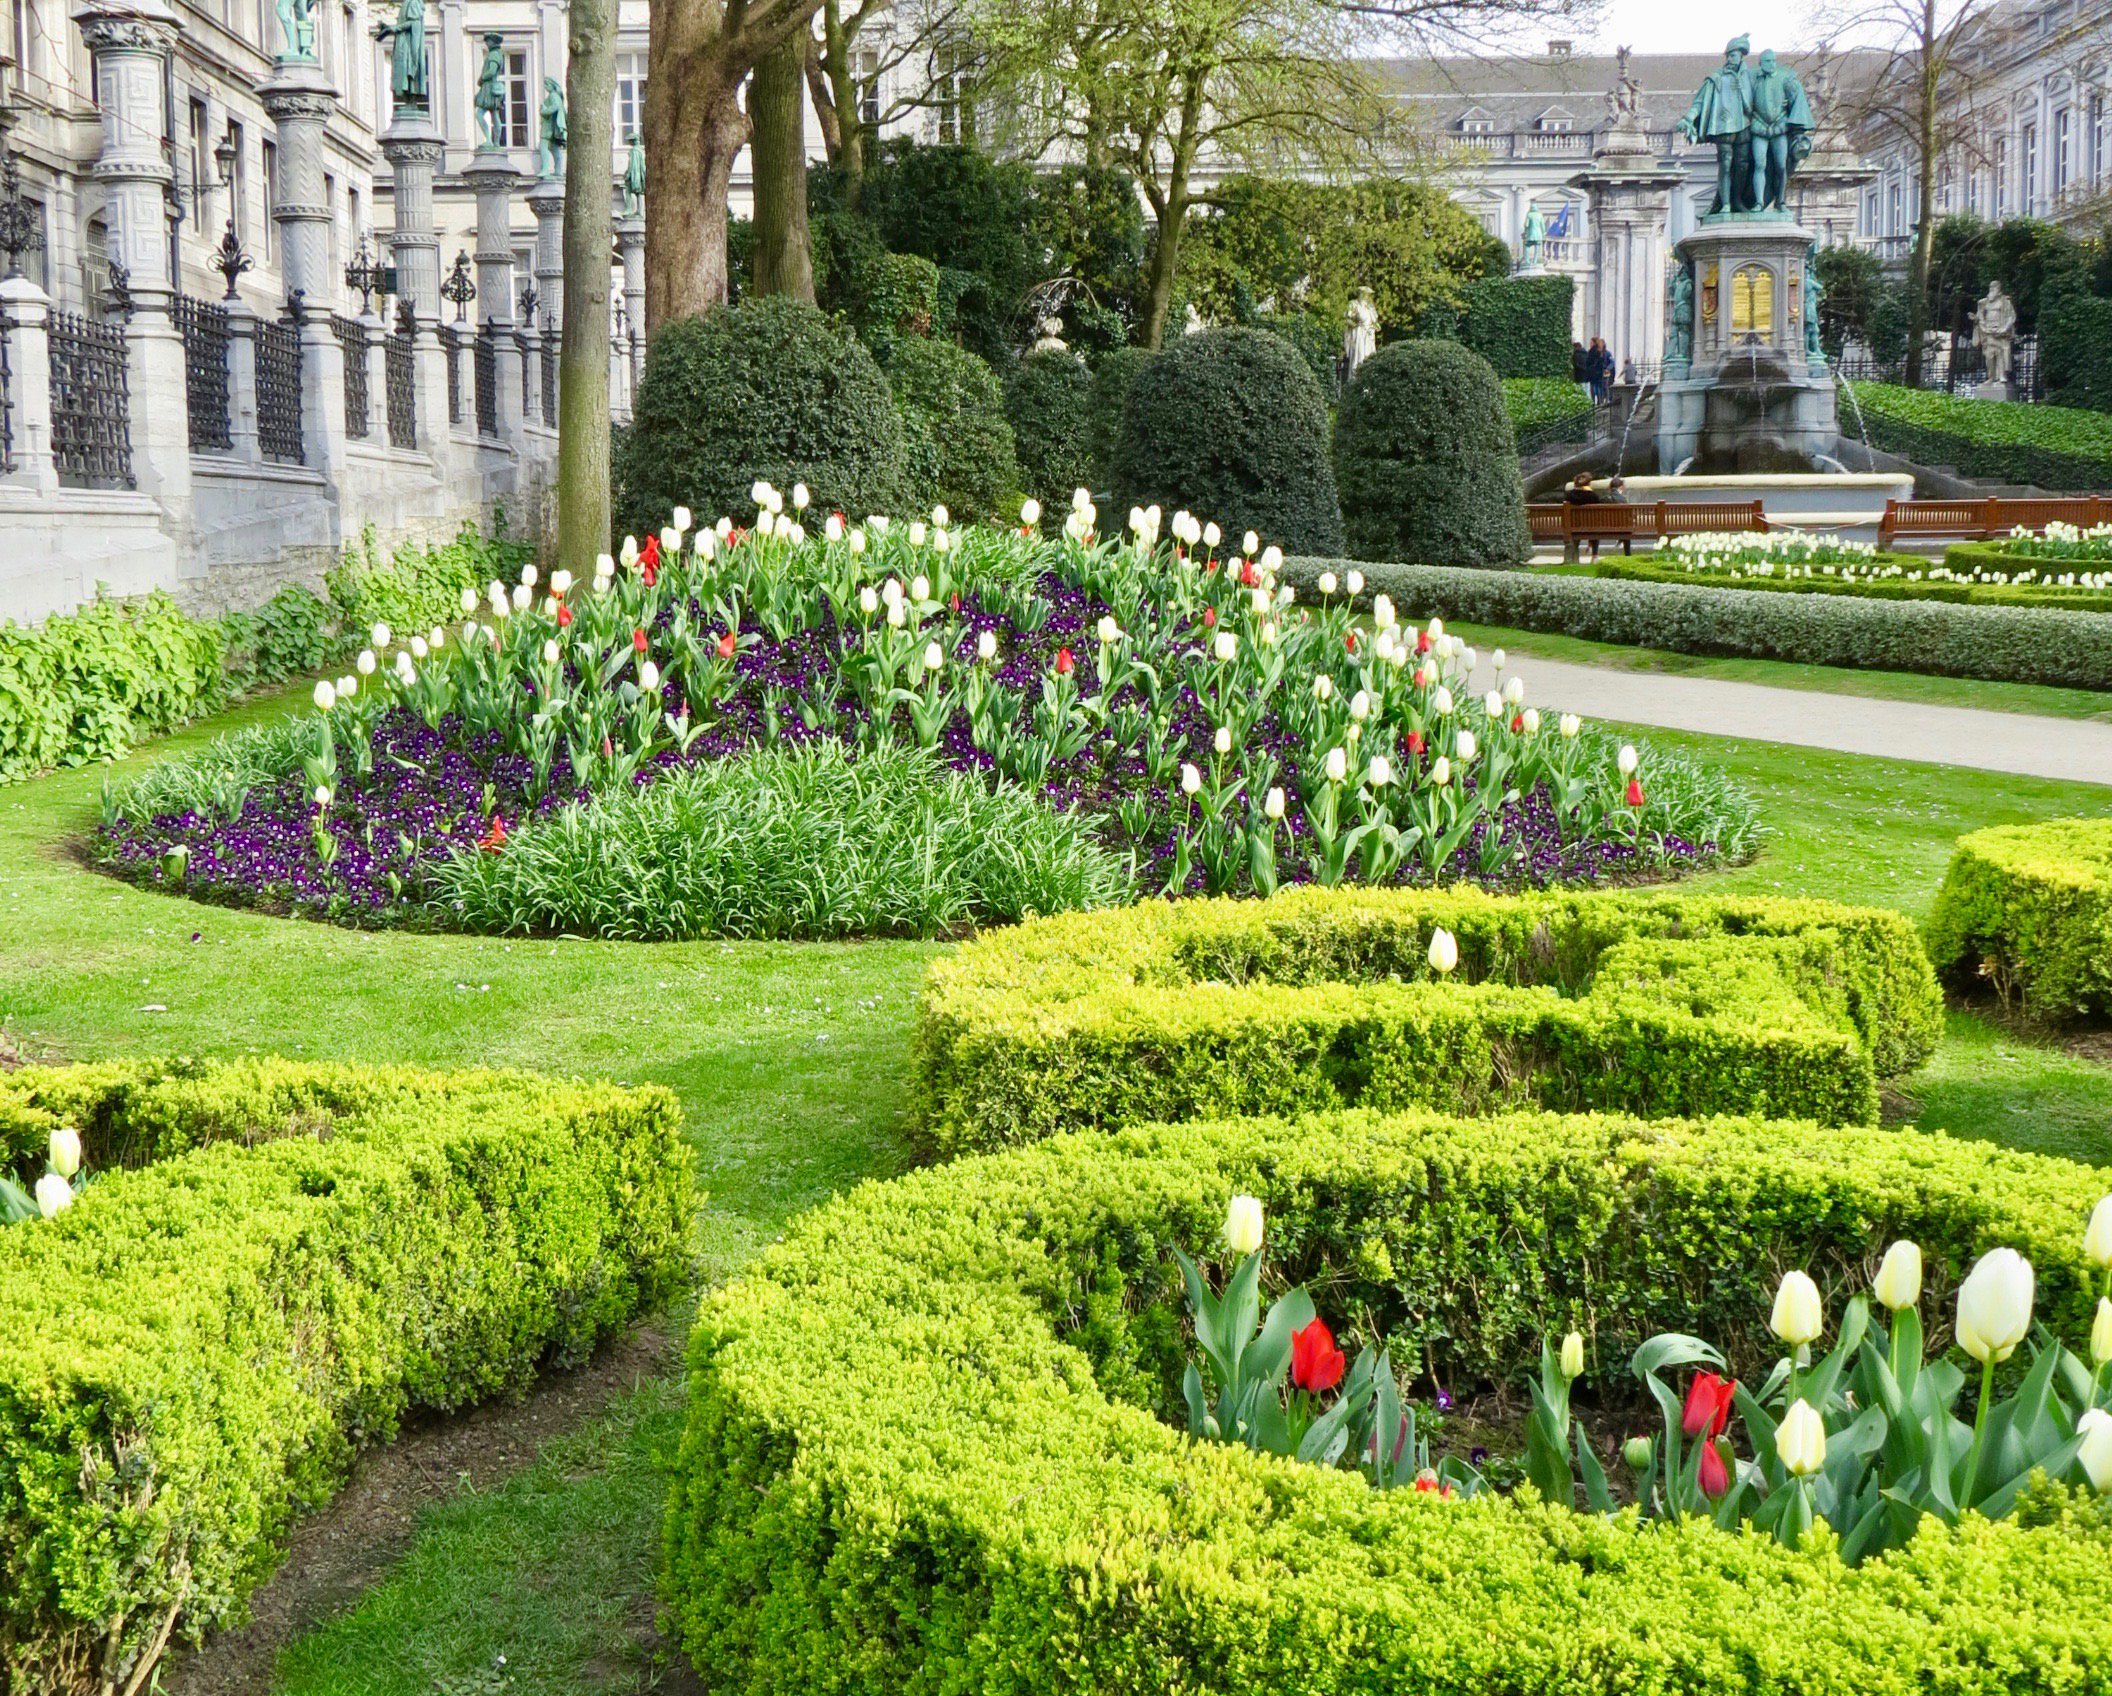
852,142 -> 1037,363
1848,382 -> 2112,491
2040,285 -> 2112,414
1283,555 -> 2112,689
1088,345 -> 1154,491
1113,328 -> 1344,555
1925,820 -> 2112,1023
813,210 -> 945,363
1596,549 -> 2112,612
429,741 -> 1128,940
615,298 -> 906,538
885,337 -> 1021,520
1423,275 -> 1575,378
1502,377 -> 1593,433
1006,350 -> 1096,501
663,1102 -> 2112,1696
1250,309 -> 1343,404
1022,164 -> 1148,353
1334,340 -> 1531,568
0,1057 -> 691,1694
909,885 -> 1940,1157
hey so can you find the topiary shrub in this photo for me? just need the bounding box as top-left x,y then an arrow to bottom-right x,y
614,297 -> 906,537
1088,345 -> 1154,492
2040,285 -> 2112,415
885,336 -> 1021,520
1925,819 -> 2112,1023
1006,349 -> 1096,501
1334,339 -> 1531,567
1112,328 -> 1343,555
1456,275 -> 1574,378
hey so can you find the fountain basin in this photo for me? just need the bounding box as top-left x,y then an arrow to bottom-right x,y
1612,472 -> 1915,543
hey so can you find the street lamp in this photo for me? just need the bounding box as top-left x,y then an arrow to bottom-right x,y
344,230 -> 398,315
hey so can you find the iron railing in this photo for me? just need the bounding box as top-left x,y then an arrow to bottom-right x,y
1835,332 -> 2043,401
515,329 -> 536,426
385,313 -> 416,449
0,302 -> 15,475
473,325 -> 497,437
257,313 -> 304,465
174,294 -> 232,452
541,325 -> 557,424
49,307 -> 133,489
446,331 -> 462,426
334,313 -> 369,438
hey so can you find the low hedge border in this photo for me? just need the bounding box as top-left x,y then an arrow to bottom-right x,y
1284,555 -> 2112,689
0,1058 -> 693,1694
1925,819 -> 2112,1023
1944,538 -> 2112,578
1849,382 -> 2112,493
909,887 -> 1942,1157
1595,554 -> 2112,613
664,1104 -> 2112,1696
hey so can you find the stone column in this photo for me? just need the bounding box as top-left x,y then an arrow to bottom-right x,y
363,307 -> 388,441
0,275 -> 59,493
1573,157 -> 1676,371
262,57 -> 349,483
527,175 -> 563,330
615,210 -> 644,395
465,150 -> 521,326
74,0 -> 193,529
223,296 -> 263,463
382,108 -> 445,320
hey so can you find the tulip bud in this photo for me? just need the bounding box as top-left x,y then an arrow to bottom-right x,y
977,630 -> 998,662
1324,747 -> 1348,783
1559,1331 -> 1585,1381
1617,744 -> 1639,777
1318,571 -> 1338,596
1214,726 -> 1233,756
512,584 -> 531,611
1504,676 -> 1526,706
2087,1196 -> 2112,1269
1432,687 -> 1454,717
1428,927 -> 1459,975
1224,1194 -> 1265,1257
34,1172 -> 72,1218
1430,755 -> 1451,787
1242,530 -> 1259,556
1956,1247 -> 2034,1364
923,641 -> 945,673
2093,1297 -> 2112,1366
460,586 -> 479,613
1872,1241 -> 1923,1311
314,785 -> 333,808
1770,1271 -> 1825,1347
1264,786 -> 1285,820
1180,763 -> 1202,796
911,575 -> 931,603
1560,713 -> 1581,739
1622,1435 -> 1653,1472
1522,708 -> 1541,735
1372,594 -> 1397,632
1346,569 -> 1365,595
1776,1399 -> 1827,1478
673,504 -> 693,532
1097,615 -> 1122,645
1313,675 -> 1333,701
542,639 -> 561,666
370,621 -> 393,649
1367,755 -> 1392,787
638,660 -> 661,692
48,1127 -> 81,1179
792,483 -> 810,511
1484,691 -> 1504,720
2081,1408 -> 2112,1492
1020,497 -> 1041,526
1455,731 -> 1477,763
1204,521 -> 1221,548
859,586 -> 879,615
312,679 -> 337,712
356,648 -> 378,677
1213,631 -> 1238,663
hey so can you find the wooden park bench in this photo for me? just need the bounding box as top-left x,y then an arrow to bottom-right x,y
1877,496 -> 2112,549
1528,499 -> 1770,563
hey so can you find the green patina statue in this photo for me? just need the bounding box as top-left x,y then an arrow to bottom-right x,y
474,33 -> 507,149
374,0 -> 428,107
622,132 -> 645,217
538,77 -> 568,178
1679,35 -> 1820,218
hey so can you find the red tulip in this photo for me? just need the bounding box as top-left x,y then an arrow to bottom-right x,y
640,534 -> 660,569
1344,631 -> 1358,654
1291,1317 -> 1346,1393
476,813 -> 507,852
1054,647 -> 1075,677
1681,1371 -> 1735,1439
1203,606 -> 1217,628
556,603 -> 572,628
1416,631 -> 1431,654
633,629 -> 649,653
642,563 -> 657,586
1239,559 -> 1259,588
1697,1437 -> 1731,1498
1510,713 -> 1523,733
1626,777 -> 1645,809
717,630 -> 738,658
1406,730 -> 1425,756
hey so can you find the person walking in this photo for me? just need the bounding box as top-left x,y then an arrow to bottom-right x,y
1571,339 -> 1591,391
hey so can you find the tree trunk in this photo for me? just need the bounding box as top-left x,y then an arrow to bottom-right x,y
1904,2 -> 1938,386
822,1 -> 864,199
1139,83 -> 1203,349
751,30 -> 815,301
558,0 -> 615,559
805,32 -> 842,165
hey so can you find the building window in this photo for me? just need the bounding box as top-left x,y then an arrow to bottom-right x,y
2054,108 -> 2071,194
854,45 -> 881,130
480,40 -> 533,148
931,40 -> 968,145
325,168 -> 339,284
1993,137 -> 2007,217
2021,120 -> 2037,210
262,138 -> 278,262
1887,181 -> 1902,236
615,50 -> 647,142
227,118 -> 247,246
188,96 -> 210,211
2093,92 -> 2106,185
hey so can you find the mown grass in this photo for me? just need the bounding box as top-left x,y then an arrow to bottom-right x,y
0,684 -> 2107,1693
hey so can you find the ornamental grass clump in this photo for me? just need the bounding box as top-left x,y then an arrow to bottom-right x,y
97,485 -> 1754,936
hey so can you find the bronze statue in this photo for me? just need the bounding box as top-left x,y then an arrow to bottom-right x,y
474,33 -> 508,149
621,133 -> 646,218
538,77 -> 568,178
1747,50 -> 1814,212
1679,36 -> 1755,216
374,0 -> 428,107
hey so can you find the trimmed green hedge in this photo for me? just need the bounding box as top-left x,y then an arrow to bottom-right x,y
1005,349 -> 1096,501
886,336 -> 1021,521
909,887 -> 1941,1158
1849,382 -> 2112,492
1283,555 -> 2112,689
1595,554 -> 2112,612
1926,819 -> 2112,1023
0,1058 -> 692,1694
2040,287 -> 2112,415
1422,274 -> 1575,378
664,1103 -> 2112,1696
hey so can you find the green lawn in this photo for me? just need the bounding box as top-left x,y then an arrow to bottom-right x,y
1,688 -> 2108,1693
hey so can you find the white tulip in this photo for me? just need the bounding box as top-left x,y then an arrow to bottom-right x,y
1251,587 -> 1271,617
35,1172 -> 72,1218
542,638 -> 561,665
356,648 -> 378,676
755,510 -> 777,538
1324,747 -> 1348,783
1224,1194 -> 1265,1256
638,659 -> 661,691
460,586 -> 479,613
1491,648 -> 1507,671
428,627 -> 446,651
859,586 -> 879,615
336,675 -> 357,699
1318,571 -> 1339,596
1242,530 -> 1259,556
620,535 -> 639,565
314,784 -> 333,808
1020,497 -> 1042,526
1504,676 -> 1526,706
931,503 -> 949,528
312,680 -> 337,711
911,575 -> 931,602
849,529 -> 867,555
1522,708 -> 1541,734
1559,1331 -> 1585,1381
887,604 -> 906,628
660,527 -> 681,555
1776,1399 -> 1827,1478
1617,744 -> 1639,777
750,478 -> 773,508
882,577 -> 904,607
909,522 -> 927,547
1560,713 -> 1581,739
1349,689 -> 1371,722
930,527 -> 949,553
2080,1408 -> 2112,1492
2086,1196 -> 2112,1269
1214,726 -> 1233,756
1372,594 -> 1397,632
1264,786 -> 1285,820
1455,730 -> 1477,763
393,652 -> 416,684
868,515 -> 890,534
1180,762 -> 1202,796
1367,755 -> 1392,787
1072,486 -> 1093,512
672,505 -> 693,532
1461,646 -> 1477,672
977,630 -> 998,662
1430,755 -> 1451,787
371,621 -> 393,649
1213,631 -> 1238,664
1260,546 -> 1283,572
1956,1248 -> 2034,1364
2092,1297 -> 2112,1366
1346,570 -> 1364,595
1313,675 -> 1334,701
1872,1241 -> 1923,1311
826,512 -> 845,541
1432,687 -> 1454,717
512,584 -> 531,611
1484,691 -> 1505,720
410,636 -> 429,660
595,552 -> 615,578
1427,927 -> 1459,974
923,641 -> 945,672
48,1127 -> 81,1179
1097,615 -> 1122,645
1427,617 -> 1445,639
792,483 -> 810,511
1203,522 -> 1221,548
1770,1271 -> 1825,1346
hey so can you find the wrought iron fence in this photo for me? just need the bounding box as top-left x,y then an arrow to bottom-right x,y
541,330 -> 557,426
0,303 -> 15,475
334,313 -> 369,438
447,331 -> 462,426
1835,333 -> 2043,401
474,325 -> 497,437
258,313 -> 304,465
174,294 -> 232,453
386,314 -> 416,449
49,307 -> 133,490
515,330 -> 536,426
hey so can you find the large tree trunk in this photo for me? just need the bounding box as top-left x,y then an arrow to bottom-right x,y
1139,84 -> 1203,349
805,33 -> 842,165
750,30 -> 815,301
822,1 -> 864,199
558,0 -> 616,557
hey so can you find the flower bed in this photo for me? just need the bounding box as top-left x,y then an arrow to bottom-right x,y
1847,383 -> 2112,493
1926,819 -> 2112,1023
1286,556 -> 2112,689
663,1104 -> 2112,1696
908,886 -> 1942,1156
94,496 -> 1755,935
0,1057 -> 692,1695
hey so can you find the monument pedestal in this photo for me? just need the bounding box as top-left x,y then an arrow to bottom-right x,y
1656,216 -> 1840,474
1970,378 -> 2013,402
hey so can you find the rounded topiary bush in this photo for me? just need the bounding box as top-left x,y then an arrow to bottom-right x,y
1334,339 -> 1532,567
1006,349 -> 1096,501
886,336 -> 1021,520
1088,345 -> 1154,492
614,297 -> 905,537
1112,328 -> 1343,555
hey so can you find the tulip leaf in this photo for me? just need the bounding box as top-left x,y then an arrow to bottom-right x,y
1574,1423 -> 1615,1514
1978,1432 -> 2083,1520
1630,1333 -> 1722,1379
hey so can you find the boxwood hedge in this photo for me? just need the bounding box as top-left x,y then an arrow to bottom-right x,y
1848,382 -> 2112,492
1596,554 -> 2112,613
0,1058 -> 693,1695
663,1103 -> 2112,1696
909,887 -> 1941,1157
1282,555 -> 2112,689
1925,819 -> 2112,1023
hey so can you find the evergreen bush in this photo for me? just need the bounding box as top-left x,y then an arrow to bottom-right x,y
1111,328 -> 1343,555
614,298 -> 906,536
1334,340 -> 1531,567
885,336 -> 1021,519
1006,349 -> 1097,500
1925,819 -> 2112,1023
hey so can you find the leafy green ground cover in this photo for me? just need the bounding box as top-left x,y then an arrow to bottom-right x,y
0,682 -> 2107,1693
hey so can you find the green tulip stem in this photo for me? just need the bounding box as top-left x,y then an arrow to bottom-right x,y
1887,1315 -> 1910,1391
1962,1354 -> 1997,1507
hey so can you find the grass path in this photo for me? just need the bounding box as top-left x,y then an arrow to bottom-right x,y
1,688 -> 2109,1692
